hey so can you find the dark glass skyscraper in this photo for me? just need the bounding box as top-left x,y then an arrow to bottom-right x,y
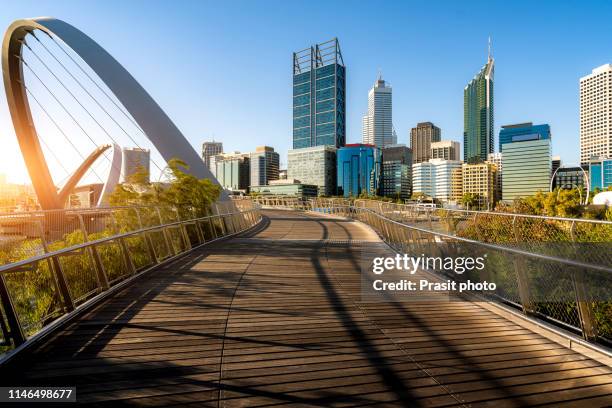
293,38 -> 346,149
464,52 -> 494,163
336,144 -> 381,197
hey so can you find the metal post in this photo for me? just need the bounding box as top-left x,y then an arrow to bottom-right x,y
156,207 -> 176,256
174,209 -> 192,251
78,214 -> 109,290
0,273 -> 26,346
135,208 -> 158,264
512,216 -> 534,314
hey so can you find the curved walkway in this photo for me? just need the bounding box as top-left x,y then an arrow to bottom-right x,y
3,210 -> 612,407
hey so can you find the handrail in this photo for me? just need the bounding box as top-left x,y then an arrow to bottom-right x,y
354,199 -> 612,225
0,203 -> 262,353
255,197 -> 611,346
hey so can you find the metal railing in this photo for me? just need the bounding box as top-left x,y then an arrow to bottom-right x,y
0,201 -> 261,354
252,197 -> 612,347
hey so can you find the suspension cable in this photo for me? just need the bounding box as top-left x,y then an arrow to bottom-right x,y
24,85 -> 106,184
23,41 -> 155,178
30,32 -> 164,173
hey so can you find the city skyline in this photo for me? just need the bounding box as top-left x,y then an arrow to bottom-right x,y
1,1 -> 612,183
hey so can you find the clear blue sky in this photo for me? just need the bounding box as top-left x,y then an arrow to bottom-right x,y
1,0 -> 611,183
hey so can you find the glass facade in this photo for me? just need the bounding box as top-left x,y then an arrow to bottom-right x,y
293,39 -> 345,149
589,158 -> 612,191
381,145 -> 412,199
287,145 -> 337,196
464,57 -> 494,163
499,123 -> 551,152
337,144 -> 381,197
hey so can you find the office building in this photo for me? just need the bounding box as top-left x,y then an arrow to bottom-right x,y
250,146 -> 279,187
337,144 -> 381,197
554,166 -> 588,191
121,147 -> 150,183
410,122 -> 441,164
462,162 -> 498,210
589,157 -> 612,191
287,145 -> 337,196
450,167 -> 463,203
412,159 -> 462,202
487,152 -> 503,201
293,38 -> 346,149
580,64 -> 612,165
464,48 -> 494,163
551,155 -> 561,177
431,140 -> 460,161
381,145 -> 412,199
250,179 -> 318,198
502,139 -> 552,201
201,141 -> 223,171
214,152 -> 250,193
362,74 -> 395,147
499,122 -> 551,152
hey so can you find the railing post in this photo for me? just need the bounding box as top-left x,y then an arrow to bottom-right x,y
78,214 -> 109,290
135,208 -> 159,263
0,274 -> 26,346
156,207 -> 176,256
110,213 -> 137,275
174,209 -> 192,251
36,220 -> 74,312
512,216 -> 534,315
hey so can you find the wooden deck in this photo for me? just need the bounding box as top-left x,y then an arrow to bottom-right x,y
3,210 -> 612,407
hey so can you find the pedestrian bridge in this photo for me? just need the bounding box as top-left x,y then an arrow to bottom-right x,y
1,206 -> 611,407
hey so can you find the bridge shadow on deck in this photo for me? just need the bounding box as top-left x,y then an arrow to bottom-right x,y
1,210 -> 611,407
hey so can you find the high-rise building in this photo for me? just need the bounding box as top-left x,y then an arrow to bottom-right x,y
293,38 -> 346,149
337,144 -> 381,197
431,140 -> 460,161
412,158 -> 462,202
250,146 -> 279,188
362,74 -> 395,147
499,123 -> 551,152
580,64 -> 612,165
502,138 -> 552,201
410,122 -> 441,164
589,157 -> 612,191
462,162 -> 498,210
214,152 -> 250,193
287,145 -> 337,196
464,48 -> 494,163
381,145 -> 412,200
201,141 -> 223,171
121,147 -> 150,183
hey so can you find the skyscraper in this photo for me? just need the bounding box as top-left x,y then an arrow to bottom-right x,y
381,145 -> 412,199
214,152 -> 250,193
249,146 -> 280,187
202,141 -> 223,171
410,122 -> 441,164
412,158 -> 462,202
464,44 -> 494,163
502,138 -> 552,201
121,147 -> 150,183
293,38 -> 346,149
580,64 -> 612,165
362,74 -> 395,147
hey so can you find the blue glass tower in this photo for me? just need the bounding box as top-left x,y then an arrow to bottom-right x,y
589,157 -> 612,191
337,144 -> 381,197
499,122 -> 551,152
293,38 -> 346,149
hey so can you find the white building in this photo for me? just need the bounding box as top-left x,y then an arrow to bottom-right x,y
362,75 -> 396,147
580,64 -> 612,165
121,147 -> 150,183
412,158 -> 462,202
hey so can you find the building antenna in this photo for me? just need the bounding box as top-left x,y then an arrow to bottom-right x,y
488,36 -> 492,59
377,68 -> 382,81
